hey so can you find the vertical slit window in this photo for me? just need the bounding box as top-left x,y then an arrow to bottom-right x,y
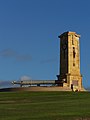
72,35 -> 74,45
73,63 -> 75,66
73,47 -> 75,58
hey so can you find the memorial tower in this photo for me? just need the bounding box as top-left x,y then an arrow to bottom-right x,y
57,31 -> 82,90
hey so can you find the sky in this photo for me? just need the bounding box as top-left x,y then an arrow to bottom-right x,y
0,0 -> 90,88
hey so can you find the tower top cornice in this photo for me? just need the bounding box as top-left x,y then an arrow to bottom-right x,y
58,31 -> 80,38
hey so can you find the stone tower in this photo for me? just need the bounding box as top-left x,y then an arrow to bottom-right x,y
57,31 -> 82,91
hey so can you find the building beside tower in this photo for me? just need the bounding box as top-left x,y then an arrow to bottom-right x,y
57,31 -> 82,91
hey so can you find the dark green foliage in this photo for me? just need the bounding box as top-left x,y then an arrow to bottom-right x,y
0,91 -> 90,120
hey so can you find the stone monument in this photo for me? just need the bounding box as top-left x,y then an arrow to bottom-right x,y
57,31 -> 82,91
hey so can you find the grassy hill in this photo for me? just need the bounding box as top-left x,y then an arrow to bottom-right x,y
0,91 -> 90,120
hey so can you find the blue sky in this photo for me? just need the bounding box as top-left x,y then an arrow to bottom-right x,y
0,0 -> 89,88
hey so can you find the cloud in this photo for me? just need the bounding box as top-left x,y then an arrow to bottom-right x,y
0,49 -> 16,57
16,54 -> 32,61
0,80 -> 13,88
40,58 -> 57,63
20,75 -> 31,81
0,48 -> 32,62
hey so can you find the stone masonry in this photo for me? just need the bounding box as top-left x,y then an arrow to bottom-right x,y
57,31 -> 82,91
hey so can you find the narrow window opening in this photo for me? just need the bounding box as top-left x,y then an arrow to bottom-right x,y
73,63 -> 75,66
73,47 -> 75,58
72,35 -> 74,45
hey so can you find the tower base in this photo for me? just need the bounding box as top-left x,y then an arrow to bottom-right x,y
56,74 -> 83,91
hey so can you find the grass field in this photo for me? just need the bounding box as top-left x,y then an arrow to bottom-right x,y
0,91 -> 90,120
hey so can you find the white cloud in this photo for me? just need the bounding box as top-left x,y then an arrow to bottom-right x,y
20,75 -> 31,81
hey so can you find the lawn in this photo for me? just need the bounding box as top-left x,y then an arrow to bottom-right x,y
0,91 -> 90,120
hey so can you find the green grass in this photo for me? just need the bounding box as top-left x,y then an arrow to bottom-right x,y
0,91 -> 90,120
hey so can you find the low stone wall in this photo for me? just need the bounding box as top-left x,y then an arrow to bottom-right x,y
0,86 -> 72,92
0,86 -> 86,92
